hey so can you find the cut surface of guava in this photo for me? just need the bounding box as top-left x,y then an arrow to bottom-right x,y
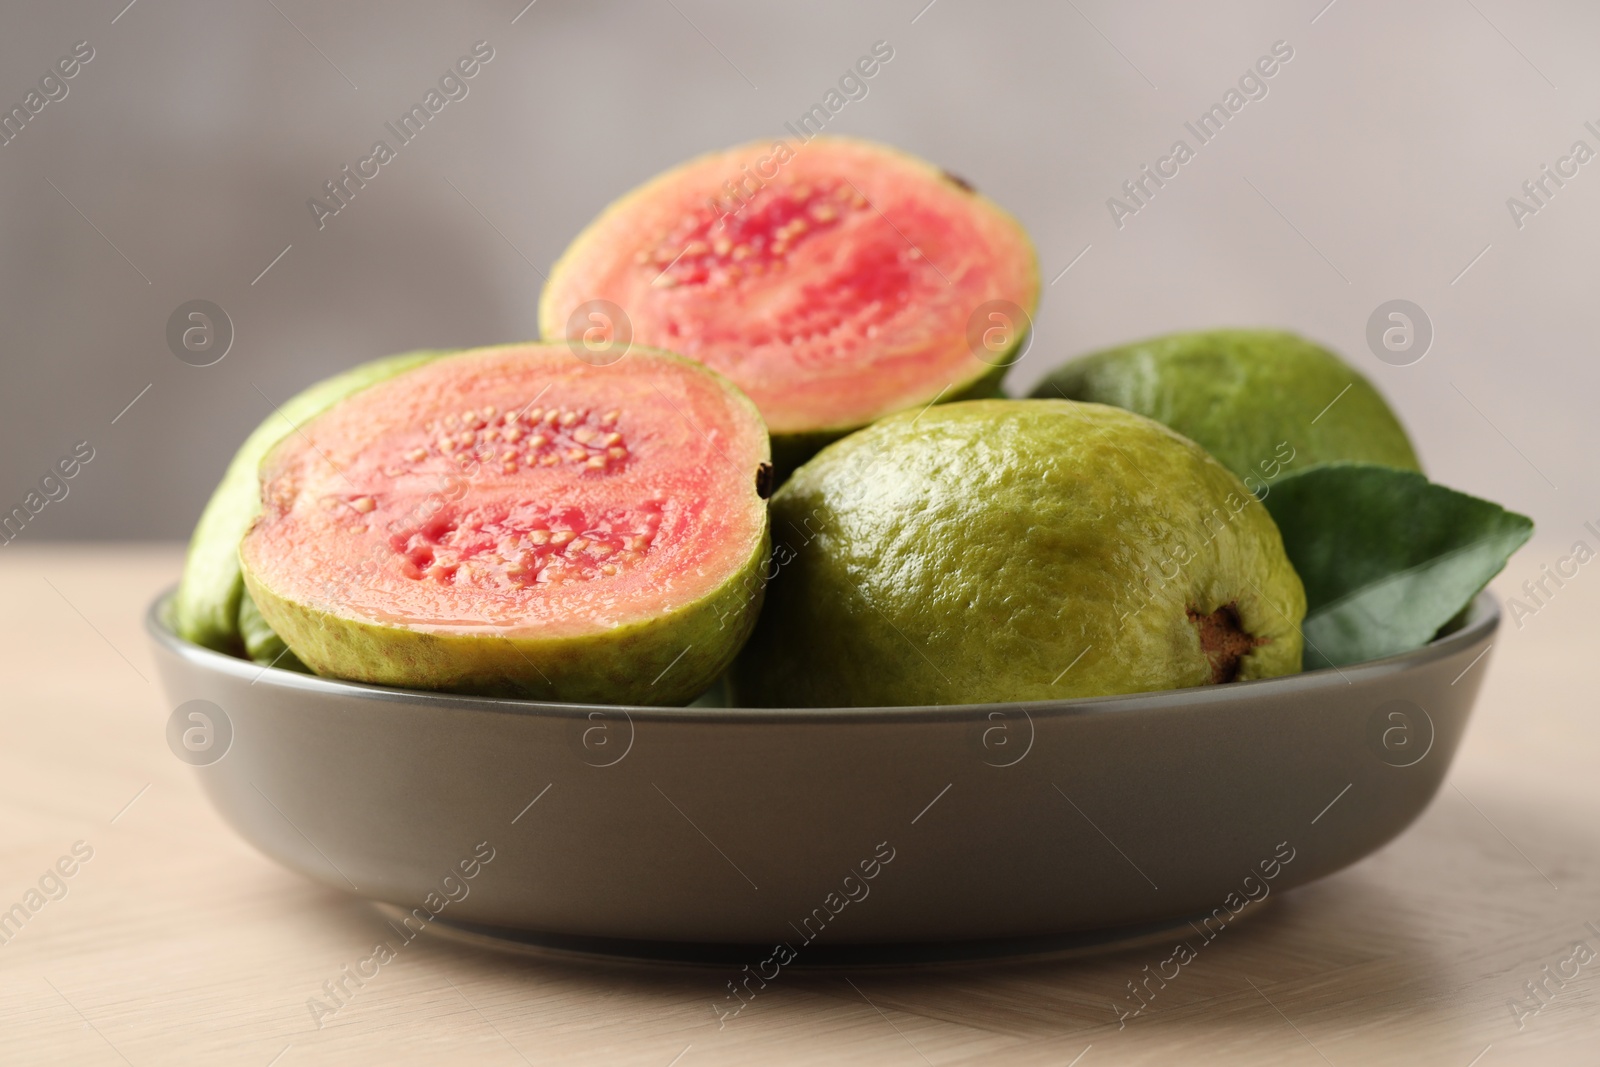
539,137 -> 1038,460
175,348 -> 453,653
240,344 -> 771,705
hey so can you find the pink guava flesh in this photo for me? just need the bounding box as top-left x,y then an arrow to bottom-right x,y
540,138 -> 1039,438
241,345 -> 769,650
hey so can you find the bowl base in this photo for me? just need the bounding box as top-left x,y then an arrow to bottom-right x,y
376,903 -> 1265,971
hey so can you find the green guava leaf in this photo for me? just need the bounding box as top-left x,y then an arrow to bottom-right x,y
1261,462 -> 1532,670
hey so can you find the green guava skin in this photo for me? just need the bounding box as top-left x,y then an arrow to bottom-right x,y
731,399 -> 1306,708
1030,329 -> 1421,487
237,588 -> 309,672
173,349 -> 453,654
244,528 -> 769,706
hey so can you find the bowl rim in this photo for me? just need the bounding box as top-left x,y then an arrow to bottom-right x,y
145,587 -> 1500,725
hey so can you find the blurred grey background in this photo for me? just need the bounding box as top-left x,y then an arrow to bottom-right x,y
0,0 -> 1590,581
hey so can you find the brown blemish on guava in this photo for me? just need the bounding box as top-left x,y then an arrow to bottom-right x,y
942,171 -> 975,193
755,462 -> 775,499
1186,602 -> 1267,684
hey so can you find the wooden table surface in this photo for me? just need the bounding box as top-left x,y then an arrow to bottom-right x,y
2,544 -> 1596,1065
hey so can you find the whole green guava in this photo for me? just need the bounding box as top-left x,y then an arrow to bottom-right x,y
732,399 -> 1306,707
1030,329 -> 1419,491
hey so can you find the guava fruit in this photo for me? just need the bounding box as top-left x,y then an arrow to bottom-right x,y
174,348 -> 454,654
239,343 -> 772,705
1031,329 -> 1420,491
539,137 -> 1039,474
731,399 -> 1306,707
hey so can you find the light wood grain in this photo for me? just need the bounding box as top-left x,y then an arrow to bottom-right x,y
1,544 -> 1595,1065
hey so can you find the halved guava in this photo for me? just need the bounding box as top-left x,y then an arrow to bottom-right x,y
175,348 -> 454,654
239,343 -> 772,705
539,137 -> 1039,472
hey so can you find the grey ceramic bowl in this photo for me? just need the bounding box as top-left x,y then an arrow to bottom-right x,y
146,590 -> 1497,964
